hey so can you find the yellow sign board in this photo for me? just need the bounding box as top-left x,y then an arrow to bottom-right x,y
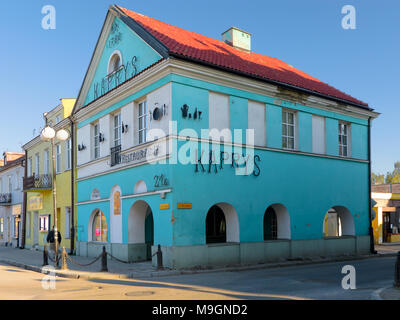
113,191 -> 121,215
160,203 -> 170,210
28,196 -> 43,211
177,203 -> 192,209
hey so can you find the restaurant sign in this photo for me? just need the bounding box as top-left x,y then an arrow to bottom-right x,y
28,195 -> 43,211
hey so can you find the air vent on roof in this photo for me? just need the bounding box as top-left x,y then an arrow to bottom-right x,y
222,27 -> 251,52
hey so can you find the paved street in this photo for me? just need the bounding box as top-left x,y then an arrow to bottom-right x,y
0,256 -> 396,300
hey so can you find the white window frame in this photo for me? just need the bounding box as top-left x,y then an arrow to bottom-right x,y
107,50 -> 123,75
55,144 -> 62,173
44,149 -> 49,175
113,113 -> 122,147
282,109 -> 297,150
27,158 -> 32,177
93,123 -> 100,160
39,215 -> 50,232
138,101 -> 147,145
35,153 -> 40,177
7,176 -> 12,194
339,122 -> 351,157
66,139 -> 72,170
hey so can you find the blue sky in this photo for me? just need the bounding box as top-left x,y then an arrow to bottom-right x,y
0,0 -> 398,175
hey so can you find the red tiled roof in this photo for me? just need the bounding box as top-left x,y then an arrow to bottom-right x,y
118,6 -> 368,108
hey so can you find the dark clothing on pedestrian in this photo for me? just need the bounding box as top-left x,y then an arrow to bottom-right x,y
46,230 -> 62,244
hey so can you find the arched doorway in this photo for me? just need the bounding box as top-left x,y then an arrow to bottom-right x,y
145,206 -> 154,259
128,200 -> 154,260
263,204 -> 291,240
323,206 -> 355,237
206,205 -> 226,244
205,203 -> 239,244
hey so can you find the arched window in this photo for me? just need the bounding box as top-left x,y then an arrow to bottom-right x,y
263,204 -> 291,240
134,180 -> 147,194
323,206 -> 355,237
206,205 -> 226,244
264,207 -> 277,240
107,51 -> 122,75
92,210 -> 108,242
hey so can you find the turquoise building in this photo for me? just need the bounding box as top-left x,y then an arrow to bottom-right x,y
72,5 -> 379,268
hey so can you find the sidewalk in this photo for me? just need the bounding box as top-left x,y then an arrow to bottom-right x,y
375,243 -> 400,255
372,286 -> 400,300
0,245 -> 398,281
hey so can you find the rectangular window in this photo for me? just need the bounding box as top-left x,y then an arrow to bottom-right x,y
66,139 -> 72,170
27,158 -> 32,177
56,144 -> 62,173
93,123 -> 100,160
282,110 -> 296,150
0,218 -> 3,233
8,176 -> 12,193
44,150 -> 49,175
35,153 -> 40,177
312,115 -> 326,154
65,207 -> 71,239
339,122 -> 350,157
138,101 -> 147,144
114,113 -> 122,147
39,215 -> 50,232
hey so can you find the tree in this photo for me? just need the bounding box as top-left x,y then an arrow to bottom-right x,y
385,161 -> 400,184
372,172 -> 384,185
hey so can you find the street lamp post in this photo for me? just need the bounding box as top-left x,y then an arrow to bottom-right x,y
40,126 -> 70,268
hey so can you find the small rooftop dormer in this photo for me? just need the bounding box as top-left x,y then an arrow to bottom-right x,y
2,152 -> 24,166
222,27 -> 251,52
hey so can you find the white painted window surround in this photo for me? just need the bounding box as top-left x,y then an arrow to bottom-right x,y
312,115 -> 326,154
107,50 -> 122,75
209,92 -> 230,137
248,101 -> 266,147
282,109 -> 297,150
339,122 -> 351,157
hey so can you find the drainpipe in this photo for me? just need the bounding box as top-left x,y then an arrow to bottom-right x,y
70,119 -> 75,255
368,117 -> 376,254
20,150 -> 27,249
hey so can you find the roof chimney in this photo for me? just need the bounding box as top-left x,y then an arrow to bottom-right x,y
222,27 -> 251,52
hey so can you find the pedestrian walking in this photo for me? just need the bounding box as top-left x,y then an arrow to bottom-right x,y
46,226 -> 62,259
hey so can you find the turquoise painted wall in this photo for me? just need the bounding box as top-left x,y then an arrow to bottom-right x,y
83,17 -> 162,106
170,139 -> 369,246
230,96 -> 248,143
77,163 -> 173,246
76,71 -> 370,248
326,118 -> 339,156
298,111 -> 312,153
351,123 -> 368,160
266,104 -> 282,149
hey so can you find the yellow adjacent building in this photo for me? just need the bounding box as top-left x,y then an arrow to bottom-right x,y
23,99 -> 76,251
371,184 -> 400,244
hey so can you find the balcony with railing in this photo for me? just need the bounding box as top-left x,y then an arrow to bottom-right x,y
0,193 -> 11,205
23,174 -> 52,191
